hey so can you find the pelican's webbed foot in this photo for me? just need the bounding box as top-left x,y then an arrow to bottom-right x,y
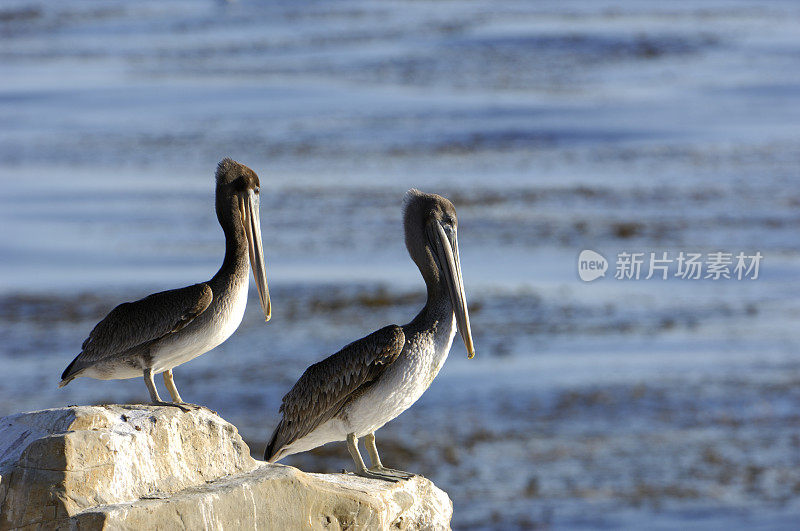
150,400 -> 193,412
144,368 -> 196,412
368,465 -> 415,479
354,468 -> 400,482
180,402 -> 208,412
363,432 -> 415,480
346,432 -> 400,483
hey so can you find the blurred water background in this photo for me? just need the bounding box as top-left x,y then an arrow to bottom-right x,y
2,1 -> 800,528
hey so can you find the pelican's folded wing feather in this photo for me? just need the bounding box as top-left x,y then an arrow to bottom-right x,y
61,283 -> 213,381
265,324 -> 405,461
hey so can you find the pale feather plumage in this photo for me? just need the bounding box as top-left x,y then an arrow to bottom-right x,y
60,284 -> 213,385
264,190 -> 474,475
58,158 -> 271,407
265,325 -> 404,461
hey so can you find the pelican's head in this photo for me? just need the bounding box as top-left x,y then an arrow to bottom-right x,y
403,189 -> 474,359
215,158 -> 271,322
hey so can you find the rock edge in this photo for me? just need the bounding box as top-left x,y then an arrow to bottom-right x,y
0,405 -> 452,530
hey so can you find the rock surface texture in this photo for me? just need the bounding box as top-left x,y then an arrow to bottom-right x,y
0,405 -> 452,529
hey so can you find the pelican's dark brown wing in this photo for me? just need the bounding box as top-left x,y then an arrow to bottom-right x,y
60,283 -> 213,383
265,324 -> 405,462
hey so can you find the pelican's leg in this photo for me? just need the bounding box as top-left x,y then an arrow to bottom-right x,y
163,369 -> 202,410
163,369 -> 184,403
364,432 -> 415,479
144,368 -> 162,402
144,368 -> 190,411
346,433 -> 399,483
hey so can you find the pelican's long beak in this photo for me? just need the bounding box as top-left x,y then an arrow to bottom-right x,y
241,190 -> 271,321
429,220 -> 475,358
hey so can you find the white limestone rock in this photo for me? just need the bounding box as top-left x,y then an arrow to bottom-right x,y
0,405 -> 452,529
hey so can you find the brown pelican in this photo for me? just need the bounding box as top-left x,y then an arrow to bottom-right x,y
265,189 -> 474,481
59,158 -> 271,409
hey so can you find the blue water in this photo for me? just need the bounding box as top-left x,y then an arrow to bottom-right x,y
1,1 -> 800,528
